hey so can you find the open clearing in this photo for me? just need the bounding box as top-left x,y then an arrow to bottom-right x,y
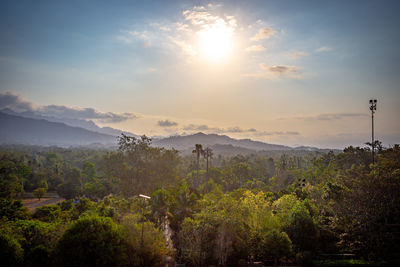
22,192 -> 64,212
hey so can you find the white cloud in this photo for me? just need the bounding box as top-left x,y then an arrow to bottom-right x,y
287,51 -> 310,59
170,38 -> 198,57
245,45 -> 265,52
294,113 -> 368,121
117,30 -> 152,47
251,27 -> 276,41
316,46 -> 333,52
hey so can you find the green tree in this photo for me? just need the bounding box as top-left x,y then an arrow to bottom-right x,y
331,145 -> 400,260
192,144 -> 204,185
260,230 -> 292,266
57,168 -> 82,199
232,162 -> 250,188
285,201 -> 318,253
0,198 -> 30,221
14,219 -> 59,267
82,161 -> 96,185
0,232 -> 23,267
56,216 -> 127,267
0,160 -> 24,198
121,214 -> 169,267
103,134 -> 179,197
33,180 -> 48,200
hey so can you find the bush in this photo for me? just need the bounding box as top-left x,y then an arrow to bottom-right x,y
296,251 -> 314,267
261,230 -> 292,265
33,205 -> 61,222
0,198 -> 30,221
56,216 -> 127,267
13,219 -> 59,265
0,232 -> 23,267
121,214 -> 169,267
60,199 -> 73,211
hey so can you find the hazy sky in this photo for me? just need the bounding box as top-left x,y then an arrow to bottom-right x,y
1,0 -> 399,148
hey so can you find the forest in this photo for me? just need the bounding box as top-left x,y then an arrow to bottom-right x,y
0,135 -> 399,266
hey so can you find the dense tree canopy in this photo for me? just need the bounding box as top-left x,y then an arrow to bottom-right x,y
0,140 -> 399,266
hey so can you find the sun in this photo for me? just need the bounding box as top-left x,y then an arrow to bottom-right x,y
197,22 -> 234,62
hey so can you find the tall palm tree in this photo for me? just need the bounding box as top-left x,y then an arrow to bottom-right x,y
203,147 -> 213,185
192,144 -> 204,185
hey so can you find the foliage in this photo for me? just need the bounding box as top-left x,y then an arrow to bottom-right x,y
0,232 -> 23,267
101,134 -> 180,197
57,167 -> 82,199
260,230 -> 292,265
0,198 -> 30,220
285,201 -> 318,253
33,204 -> 61,222
121,214 -> 169,266
13,219 -> 60,266
0,141 -> 399,264
33,185 -> 47,200
56,215 -> 127,267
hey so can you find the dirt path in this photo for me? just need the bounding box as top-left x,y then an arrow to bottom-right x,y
22,192 -> 65,212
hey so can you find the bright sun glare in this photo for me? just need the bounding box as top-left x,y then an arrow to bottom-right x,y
197,22 -> 234,62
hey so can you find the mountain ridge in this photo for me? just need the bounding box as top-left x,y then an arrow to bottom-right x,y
0,108 -> 137,138
0,112 -> 335,153
0,112 -> 117,146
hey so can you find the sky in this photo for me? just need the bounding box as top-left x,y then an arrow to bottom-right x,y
0,0 -> 399,148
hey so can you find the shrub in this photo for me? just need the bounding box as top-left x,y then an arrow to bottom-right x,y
33,205 -> 61,222
56,216 -> 127,267
0,232 -> 23,267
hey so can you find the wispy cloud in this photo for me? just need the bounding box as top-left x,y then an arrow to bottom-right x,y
316,46 -> 333,52
181,124 -> 296,137
0,91 -> 137,123
253,131 -> 300,136
296,113 -> 368,121
170,39 -> 198,57
279,113 -> 368,121
251,27 -> 276,41
117,30 -> 152,47
183,124 -> 256,134
245,45 -> 265,52
261,63 -> 298,74
243,63 -> 302,79
158,119 -> 178,127
287,51 -> 310,59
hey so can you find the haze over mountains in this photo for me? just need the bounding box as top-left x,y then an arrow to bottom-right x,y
0,111 -> 333,153
1,108 -> 137,137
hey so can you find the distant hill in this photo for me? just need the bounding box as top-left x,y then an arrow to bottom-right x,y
0,108 -> 138,138
0,112 -> 337,153
153,132 -> 292,151
0,112 -> 117,146
152,132 -> 339,155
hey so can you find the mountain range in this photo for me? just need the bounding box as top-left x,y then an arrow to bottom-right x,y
0,108 -> 138,137
0,110 -> 333,153
152,132 -> 291,151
